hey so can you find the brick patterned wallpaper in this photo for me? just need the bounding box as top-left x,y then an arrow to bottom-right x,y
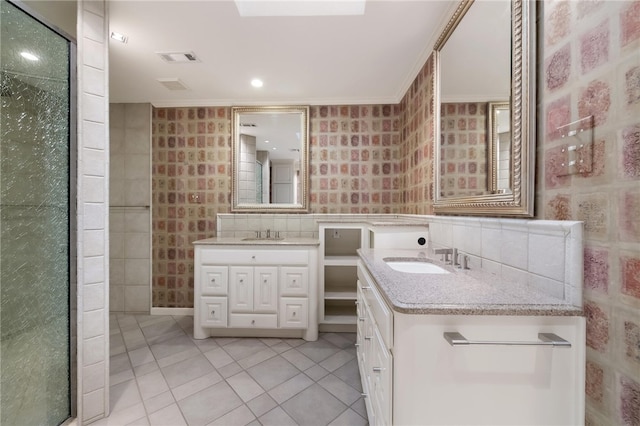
539,1 -> 640,424
440,102 -> 488,197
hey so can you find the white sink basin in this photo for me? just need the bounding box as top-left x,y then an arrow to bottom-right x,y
384,260 -> 450,274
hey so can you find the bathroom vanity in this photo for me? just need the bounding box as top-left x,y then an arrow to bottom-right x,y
356,248 -> 586,426
193,238 -> 319,341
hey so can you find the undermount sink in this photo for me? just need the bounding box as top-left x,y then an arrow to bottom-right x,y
383,258 -> 450,274
241,237 -> 284,242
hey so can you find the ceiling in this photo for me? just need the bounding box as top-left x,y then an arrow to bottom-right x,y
108,0 -> 455,107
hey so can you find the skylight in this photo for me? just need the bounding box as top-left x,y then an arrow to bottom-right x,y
235,0 -> 366,17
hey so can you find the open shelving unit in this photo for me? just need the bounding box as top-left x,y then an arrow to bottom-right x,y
318,224 -> 366,331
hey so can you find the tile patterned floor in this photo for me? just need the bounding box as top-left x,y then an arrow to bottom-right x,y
97,314 -> 368,426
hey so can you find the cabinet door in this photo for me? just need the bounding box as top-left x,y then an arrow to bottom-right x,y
199,297 -> 228,327
280,266 -> 308,296
254,267 -> 278,313
229,267 -> 254,312
200,265 -> 228,296
279,298 -> 308,328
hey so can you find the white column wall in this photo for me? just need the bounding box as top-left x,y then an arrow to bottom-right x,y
76,0 -> 110,422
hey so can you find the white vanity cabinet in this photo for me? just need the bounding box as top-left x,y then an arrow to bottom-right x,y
357,261 -> 586,426
194,243 -> 318,341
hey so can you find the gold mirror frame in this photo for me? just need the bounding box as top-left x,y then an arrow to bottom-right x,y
231,105 -> 310,213
433,0 -> 536,217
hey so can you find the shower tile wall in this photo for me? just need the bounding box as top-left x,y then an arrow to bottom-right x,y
109,103 -> 151,313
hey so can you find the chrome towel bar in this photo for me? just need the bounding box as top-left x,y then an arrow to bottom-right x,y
443,332 -> 571,348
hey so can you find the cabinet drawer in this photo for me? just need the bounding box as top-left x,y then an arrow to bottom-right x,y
359,271 -> 393,350
280,267 -> 309,296
279,298 -> 308,328
198,249 -> 309,265
199,297 -> 228,327
229,313 -> 278,329
200,266 -> 228,295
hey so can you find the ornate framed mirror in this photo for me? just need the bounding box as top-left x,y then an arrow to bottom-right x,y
231,105 -> 309,212
433,0 -> 536,217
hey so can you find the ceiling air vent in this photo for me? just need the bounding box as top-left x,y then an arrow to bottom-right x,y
157,51 -> 200,63
157,78 -> 188,91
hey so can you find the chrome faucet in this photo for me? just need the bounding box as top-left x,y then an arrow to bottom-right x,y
434,248 -> 453,263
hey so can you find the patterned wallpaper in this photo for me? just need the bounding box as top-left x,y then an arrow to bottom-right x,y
151,107 -> 231,307
309,105 -> 402,213
539,1 -> 639,424
149,2 -> 639,421
398,56 -> 434,215
440,102 -> 488,197
151,104 -> 408,307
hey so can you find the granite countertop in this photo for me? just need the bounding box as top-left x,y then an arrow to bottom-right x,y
358,248 -> 583,317
193,237 -> 320,246
315,217 -> 429,227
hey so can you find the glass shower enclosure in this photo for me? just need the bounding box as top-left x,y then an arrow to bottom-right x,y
0,1 -> 75,424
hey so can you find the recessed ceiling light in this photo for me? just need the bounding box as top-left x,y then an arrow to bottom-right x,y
251,79 -> 263,88
20,52 -> 38,61
110,32 -> 128,43
264,140 -> 269,143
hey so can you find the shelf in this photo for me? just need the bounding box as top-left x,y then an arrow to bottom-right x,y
323,255 -> 359,266
324,290 -> 357,300
322,314 -> 357,325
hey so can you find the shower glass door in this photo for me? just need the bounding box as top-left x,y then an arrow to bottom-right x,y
0,1 -> 74,424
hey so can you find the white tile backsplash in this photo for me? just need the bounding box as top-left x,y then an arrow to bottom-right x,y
426,215 -> 582,307
528,233 -> 565,281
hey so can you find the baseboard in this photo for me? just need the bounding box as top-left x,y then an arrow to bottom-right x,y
150,307 -> 194,316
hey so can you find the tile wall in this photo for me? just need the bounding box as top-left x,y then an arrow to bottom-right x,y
539,1 -> 640,424
77,0 -> 110,422
109,103 -> 151,313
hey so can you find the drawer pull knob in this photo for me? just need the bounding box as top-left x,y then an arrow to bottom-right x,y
443,332 -> 572,347
373,367 -> 383,372
365,336 -> 372,341
252,255 -> 256,259
292,312 -> 296,316
358,317 -> 365,322
211,310 -> 215,315
211,278 -> 216,283
251,320 -> 255,325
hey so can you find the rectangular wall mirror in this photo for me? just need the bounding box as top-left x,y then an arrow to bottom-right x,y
231,105 -> 309,212
433,0 -> 536,217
